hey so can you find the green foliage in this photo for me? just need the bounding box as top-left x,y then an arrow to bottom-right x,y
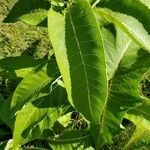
3,0 -> 51,25
124,98 -> 150,149
98,0 -> 150,33
0,0 -> 150,149
48,0 -> 107,124
0,0 -> 51,58
94,8 -> 150,52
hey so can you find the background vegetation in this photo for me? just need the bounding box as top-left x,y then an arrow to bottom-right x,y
0,0 -> 150,149
0,0 -> 51,58
1,0 -> 149,100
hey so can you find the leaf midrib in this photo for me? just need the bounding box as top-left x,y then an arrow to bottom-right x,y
67,6 -> 93,121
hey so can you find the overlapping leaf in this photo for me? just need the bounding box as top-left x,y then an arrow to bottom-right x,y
0,56 -> 45,78
48,0 -> 150,148
48,0 -> 107,124
91,25 -> 150,147
98,0 -> 150,34
124,98 -> 150,149
49,113 -> 92,150
0,59 -> 59,129
10,59 -> 59,113
3,0 -> 50,25
1,0 -> 149,149
94,8 -> 150,52
49,130 -> 92,150
13,83 -> 67,148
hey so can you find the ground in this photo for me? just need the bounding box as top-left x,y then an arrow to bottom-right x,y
0,0 -> 51,58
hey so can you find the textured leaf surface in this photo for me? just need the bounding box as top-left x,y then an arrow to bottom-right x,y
0,95 -> 14,128
13,83 -> 67,148
48,0 -> 150,148
102,27 -> 133,79
3,0 -> 50,25
92,33 -> 150,147
124,98 -> 150,149
49,130 -> 92,150
11,59 -> 59,114
0,56 -> 45,78
48,0 -> 107,123
94,8 -> 150,52
99,0 -> 150,34
0,56 -> 42,70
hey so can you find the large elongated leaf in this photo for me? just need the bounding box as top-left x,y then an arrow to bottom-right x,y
48,0 -> 107,123
3,0 -> 50,25
124,98 -> 150,149
98,0 -> 150,33
94,8 -> 150,52
48,0 -> 150,148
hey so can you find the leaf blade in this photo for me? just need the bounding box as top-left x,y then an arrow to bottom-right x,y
3,0 -> 50,25
124,98 -> 150,149
13,83 -> 67,148
11,60 -> 59,113
48,0 -> 107,123
94,8 -> 150,52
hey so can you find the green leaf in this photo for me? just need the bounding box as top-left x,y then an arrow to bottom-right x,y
92,35 -> 150,147
0,56 -> 42,70
3,0 -> 51,25
48,0 -> 107,123
98,0 -> 150,34
48,0 -> 150,148
124,98 -> 150,149
13,82 -> 67,148
49,130 -> 92,150
0,56 -> 45,78
0,95 -> 14,128
0,60 -> 60,129
101,27 -> 116,79
10,60 -> 59,113
0,141 -> 8,150
94,8 -> 150,52
102,27 -> 137,80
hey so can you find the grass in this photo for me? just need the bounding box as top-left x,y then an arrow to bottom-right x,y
0,0 -> 53,101
0,2 -> 54,148
0,0 -> 52,58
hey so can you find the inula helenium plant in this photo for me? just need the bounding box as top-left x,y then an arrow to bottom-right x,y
0,0 -> 150,149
